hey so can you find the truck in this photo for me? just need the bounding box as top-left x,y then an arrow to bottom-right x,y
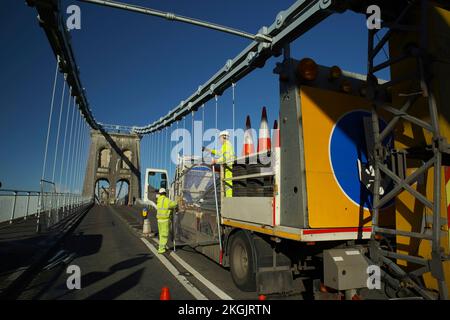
141,54 -> 449,299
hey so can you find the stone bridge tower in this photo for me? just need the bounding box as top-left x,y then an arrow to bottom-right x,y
83,129 -> 141,205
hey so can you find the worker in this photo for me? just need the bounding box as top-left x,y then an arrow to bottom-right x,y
156,188 -> 177,254
203,130 -> 235,197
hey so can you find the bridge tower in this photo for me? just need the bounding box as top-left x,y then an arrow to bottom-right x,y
83,130 -> 141,205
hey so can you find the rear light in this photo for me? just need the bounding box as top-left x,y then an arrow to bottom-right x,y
297,58 -> 318,81
329,65 -> 342,80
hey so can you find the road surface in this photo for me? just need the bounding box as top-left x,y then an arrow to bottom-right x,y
17,205 -> 269,300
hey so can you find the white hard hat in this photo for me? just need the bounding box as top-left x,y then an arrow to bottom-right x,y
158,188 -> 166,194
219,130 -> 230,137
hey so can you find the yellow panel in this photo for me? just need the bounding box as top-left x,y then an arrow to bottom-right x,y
300,86 -> 373,228
389,4 -> 450,293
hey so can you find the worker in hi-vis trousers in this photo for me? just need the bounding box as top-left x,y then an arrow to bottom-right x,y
156,188 -> 177,254
203,130 -> 235,197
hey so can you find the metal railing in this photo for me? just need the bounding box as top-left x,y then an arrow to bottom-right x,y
0,188 -> 93,231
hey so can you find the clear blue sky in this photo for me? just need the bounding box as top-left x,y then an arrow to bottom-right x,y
0,0 -> 389,192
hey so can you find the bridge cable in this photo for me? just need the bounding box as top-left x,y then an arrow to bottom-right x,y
148,132 -> 151,171
65,96 -> 76,190
52,75 -> 67,184
70,112 -> 79,192
164,128 -> 167,167
201,104 -> 205,163
59,87 -> 73,190
41,58 -> 60,181
192,110 -> 194,158
159,129 -> 163,168
167,125 -> 170,182
176,121 -> 179,174
70,111 -> 81,192
156,131 -> 160,168
78,123 -> 87,192
183,117 -> 186,158
232,82 -> 236,151
151,133 -> 155,168
215,95 -> 218,151
75,114 -> 83,192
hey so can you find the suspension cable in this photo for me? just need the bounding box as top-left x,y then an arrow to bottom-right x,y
41,58 -> 59,181
165,126 -> 169,181
78,123 -> 87,192
59,87 -> 72,189
191,110 -> 194,157
52,75 -> 66,184
159,130 -> 163,168
183,117 -> 186,157
151,133 -> 155,168
70,112 -> 81,192
232,82 -> 236,150
71,113 -> 80,193
215,95 -> 218,150
176,121 -> 179,169
65,96 -> 76,189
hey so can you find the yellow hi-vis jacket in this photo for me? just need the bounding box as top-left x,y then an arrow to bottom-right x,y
211,140 -> 235,166
156,195 -> 177,221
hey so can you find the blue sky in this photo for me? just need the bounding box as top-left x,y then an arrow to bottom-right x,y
0,0 -> 389,192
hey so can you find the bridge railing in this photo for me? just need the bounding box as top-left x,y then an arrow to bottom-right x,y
0,189 -> 93,230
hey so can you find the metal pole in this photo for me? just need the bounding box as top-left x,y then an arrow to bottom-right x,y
211,166 -> 223,255
78,0 -> 272,43
9,192 -> 17,224
25,192 -> 30,220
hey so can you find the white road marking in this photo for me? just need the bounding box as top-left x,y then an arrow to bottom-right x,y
150,238 -> 233,300
170,251 -> 234,300
140,237 -> 208,300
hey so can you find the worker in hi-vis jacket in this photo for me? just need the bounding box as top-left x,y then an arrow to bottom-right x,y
156,188 -> 177,253
203,130 -> 235,197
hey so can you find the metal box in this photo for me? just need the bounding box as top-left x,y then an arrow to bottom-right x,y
323,248 -> 369,291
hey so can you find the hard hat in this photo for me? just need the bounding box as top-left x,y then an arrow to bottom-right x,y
158,188 -> 166,194
219,130 -> 230,137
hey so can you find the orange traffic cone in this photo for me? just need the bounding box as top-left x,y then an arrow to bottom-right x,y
242,115 -> 255,156
272,120 -> 280,149
257,107 -> 271,153
258,294 -> 267,300
160,286 -> 171,300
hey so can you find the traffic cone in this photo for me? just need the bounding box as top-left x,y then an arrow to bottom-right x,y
160,286 -> 171,300
272,120 -> 280,149
242,115 -> 255,156
257,107 -> 271,153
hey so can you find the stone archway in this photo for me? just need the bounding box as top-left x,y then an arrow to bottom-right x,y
83,130 -> 141,205
115,179 -> 130,205
94,178 -> 110,205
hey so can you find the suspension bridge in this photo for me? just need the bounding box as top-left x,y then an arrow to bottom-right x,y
1,0 -> 450,301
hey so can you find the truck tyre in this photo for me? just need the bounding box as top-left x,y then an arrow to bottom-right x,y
229,232 -> 256,291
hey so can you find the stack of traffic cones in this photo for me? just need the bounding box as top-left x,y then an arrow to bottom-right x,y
257,107 -> 271,153
242,115 -> 255,156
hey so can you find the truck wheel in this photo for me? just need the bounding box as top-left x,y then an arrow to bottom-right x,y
229,232 -> 256,291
